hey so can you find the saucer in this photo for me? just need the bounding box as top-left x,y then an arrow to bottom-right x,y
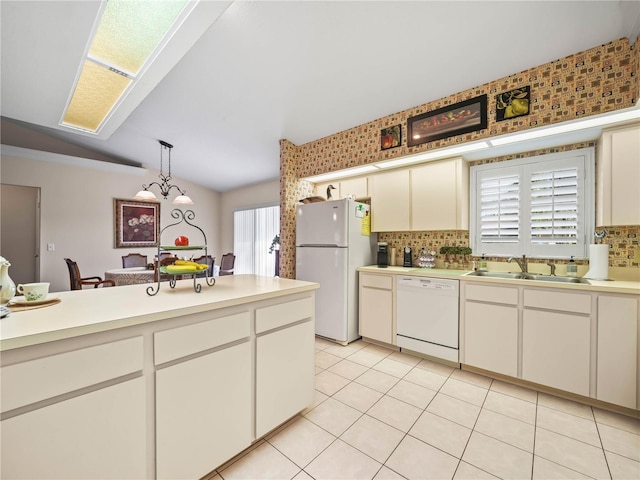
10,294 -> 58,306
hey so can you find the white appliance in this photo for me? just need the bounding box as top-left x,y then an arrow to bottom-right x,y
396,276 -> 459,363
296,199 -> 377,344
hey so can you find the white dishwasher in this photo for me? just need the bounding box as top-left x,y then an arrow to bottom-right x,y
396,276 -> 459,363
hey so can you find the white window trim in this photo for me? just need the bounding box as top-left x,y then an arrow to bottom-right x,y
470,147 -> 595,259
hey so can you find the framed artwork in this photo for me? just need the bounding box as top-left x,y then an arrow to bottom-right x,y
114,198 -> 160,248
380,124 -> 402,150
495,86 -> 530,122
407,95 -> 487,147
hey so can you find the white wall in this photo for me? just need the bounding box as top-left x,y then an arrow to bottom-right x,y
1,151 -> 221,293
220,179 -> 280,253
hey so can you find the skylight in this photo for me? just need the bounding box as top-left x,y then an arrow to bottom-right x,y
61,0 -> 189,133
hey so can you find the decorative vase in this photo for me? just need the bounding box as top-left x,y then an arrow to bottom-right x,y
0,256 -> 16,306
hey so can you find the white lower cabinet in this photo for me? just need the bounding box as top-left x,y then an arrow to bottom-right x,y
156,342 -> 252,480
522,309 -> 591,396
597,295 -> 638,409
1,377 -> 146,480
256,320 -> 315,437
359,273 -> 394,344
464,301 -> 518,377
462,280 -> 639,409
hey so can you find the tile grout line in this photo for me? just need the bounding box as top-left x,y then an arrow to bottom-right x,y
590,404 -> 614,480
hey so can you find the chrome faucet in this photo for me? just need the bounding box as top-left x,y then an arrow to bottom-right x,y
508,255 -> 528,273
546,261 -> 556,276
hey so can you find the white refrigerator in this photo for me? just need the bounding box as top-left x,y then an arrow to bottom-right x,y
296,199 -> 377,344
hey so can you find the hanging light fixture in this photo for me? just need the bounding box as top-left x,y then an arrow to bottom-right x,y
135,140 -> 193,205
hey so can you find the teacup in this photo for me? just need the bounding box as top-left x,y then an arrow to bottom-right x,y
17,282 -> 50,302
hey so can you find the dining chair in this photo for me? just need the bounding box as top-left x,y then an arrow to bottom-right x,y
219,253 -> 236,276
192,255 -> 215,277
122,253 -> 148,268
64,258 -> 115,290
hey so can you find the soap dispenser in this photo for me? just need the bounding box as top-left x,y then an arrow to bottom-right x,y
567,256 -> 577,277
478,254 -> 488,272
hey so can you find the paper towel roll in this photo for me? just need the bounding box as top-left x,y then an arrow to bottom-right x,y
584,244 -> 609,280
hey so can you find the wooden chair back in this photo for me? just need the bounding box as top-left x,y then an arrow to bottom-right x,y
122,253 -> 148,268
64,258 -> 115,290
219,253 -> 236,276
192,255 -> 215,277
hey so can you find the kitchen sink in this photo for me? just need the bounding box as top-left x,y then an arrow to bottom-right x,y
525,274 -> 590,284
465,271 -> 590,284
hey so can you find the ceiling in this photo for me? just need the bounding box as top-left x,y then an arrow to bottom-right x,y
2,1 -> 640,192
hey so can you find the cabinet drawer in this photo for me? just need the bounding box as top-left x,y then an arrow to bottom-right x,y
1,337 -> 143,413
154,312 -> 250,365
464,283 -> 518,305
256,296 -> 314,334
523,289 -> 591,314
361,273 -> 392,290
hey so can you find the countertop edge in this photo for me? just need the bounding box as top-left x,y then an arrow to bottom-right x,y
357,265 -> 640,294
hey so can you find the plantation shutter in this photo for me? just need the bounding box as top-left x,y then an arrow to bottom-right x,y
530,167 -> 579,245
477,169 -> 521,256
470,148 -> 593,259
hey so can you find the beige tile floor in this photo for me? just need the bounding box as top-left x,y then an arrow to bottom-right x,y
210,338 -> 640,480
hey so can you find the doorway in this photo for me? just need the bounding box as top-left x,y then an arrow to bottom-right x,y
1,184 -> 40,284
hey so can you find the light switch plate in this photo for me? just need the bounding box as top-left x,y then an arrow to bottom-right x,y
47,243 -> 55,252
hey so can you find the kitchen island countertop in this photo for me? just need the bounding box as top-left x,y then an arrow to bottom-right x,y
1,274 -> 318,351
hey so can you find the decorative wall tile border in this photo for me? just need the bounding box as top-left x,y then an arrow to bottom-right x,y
279,37 -> 639,278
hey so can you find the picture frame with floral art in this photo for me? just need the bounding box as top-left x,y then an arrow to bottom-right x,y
114,198 -> 160,248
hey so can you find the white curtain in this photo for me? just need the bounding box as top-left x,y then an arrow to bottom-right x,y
233,205 -> 280,276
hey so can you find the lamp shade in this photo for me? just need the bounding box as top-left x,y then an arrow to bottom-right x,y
134,189 -> 158,201
173,194 -> 194,205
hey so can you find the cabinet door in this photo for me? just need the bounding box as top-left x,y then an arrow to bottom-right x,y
341,177 -> 369,199
371,170 -> 410,231
411,158 -> 469,231
1,378 -> 146,480
156,342 -> 252,479
522,309 -> 590,396
360,285 -> 394,344
598,124 -> 640,225
256,320 -> 315,438
597,295 -> 638,409
463,301 -> 518,377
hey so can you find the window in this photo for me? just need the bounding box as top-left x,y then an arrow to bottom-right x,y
233,205 -> 280,276
470,148 -> 594,259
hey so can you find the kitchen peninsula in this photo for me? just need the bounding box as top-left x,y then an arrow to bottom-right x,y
1,275 -> 318,480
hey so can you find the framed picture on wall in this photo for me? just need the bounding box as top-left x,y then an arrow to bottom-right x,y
495,86 -> 530,122
407,94 -> 487,147
380,124 -> 402,150
114,198 -> 160,248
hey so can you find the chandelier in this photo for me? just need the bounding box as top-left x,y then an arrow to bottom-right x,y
134,140 -> 193,205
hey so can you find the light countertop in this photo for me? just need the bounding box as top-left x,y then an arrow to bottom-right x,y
1,275 -> 318,352
358,265 -> 640,295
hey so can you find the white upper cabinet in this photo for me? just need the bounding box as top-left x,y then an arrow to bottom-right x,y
370,157 -> 469,232
411,157 -> 469,231
597,122 -> 640,226
371,169 -> 411,232
315,177 -> 370,201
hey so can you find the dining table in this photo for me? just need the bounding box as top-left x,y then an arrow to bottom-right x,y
105,265 -> 221,287
104,267 -> 155,286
